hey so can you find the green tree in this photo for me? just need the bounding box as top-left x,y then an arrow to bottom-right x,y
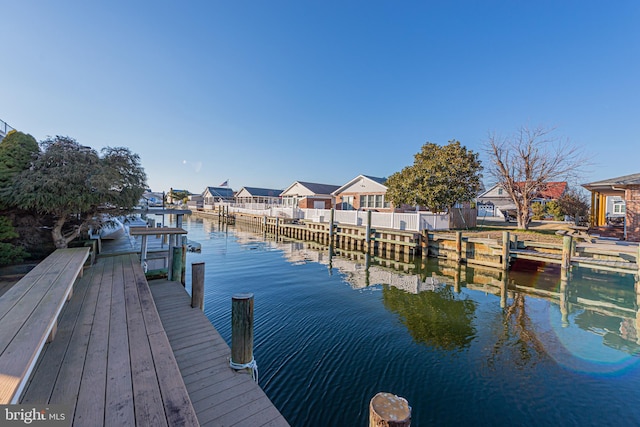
485,125 -> 588,230
386,141 -> 483,212
6,136 -> 147,248
0,216 -> 29,265
531,202 -> 545,220
0,130 -> 40,207
545,200 -> 563,220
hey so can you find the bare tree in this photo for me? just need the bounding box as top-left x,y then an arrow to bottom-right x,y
484,125 -> 588,229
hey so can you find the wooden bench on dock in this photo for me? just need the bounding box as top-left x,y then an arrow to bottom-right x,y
20,253 -> 200,426
0,247 -> 91,404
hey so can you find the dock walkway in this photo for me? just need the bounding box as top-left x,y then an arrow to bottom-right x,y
149,279 -> 290,427
20,253 -> 199,426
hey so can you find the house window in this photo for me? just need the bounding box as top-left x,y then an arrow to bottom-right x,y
342,196 -> 354,210
613,202 -> 626,214
360,194 -> 387,209
498,188 -> 503,195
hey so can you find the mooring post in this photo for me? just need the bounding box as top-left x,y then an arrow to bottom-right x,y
636,244 -> 640,281
181,236 -> 187,285
562,235 -> 573,270
329,208 -> 335,244
502,231 -> 510,270
455,231 -> 463,263
191,262 -> 205,310
421,230 -> 429,258
365,210 -> 372,252
171,246 -> 182,283
231,293 -> 256,380
369,392 -> 411,427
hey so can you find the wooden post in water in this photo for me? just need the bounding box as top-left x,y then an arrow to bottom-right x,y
369,392 -> 411,427
636,244 -> 640,281
455,231 -> 463,264
171,246 -> 183,283
421,230 -> 429,258
502,231 -> 510,270
365,210 -> 372,252
231,293 -> 254,373
329,208 -> 335,244
562,235 -> 573,271
181,236 -> 187,285
191,262 -> 205,310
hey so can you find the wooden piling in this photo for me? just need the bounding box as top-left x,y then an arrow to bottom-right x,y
421,230 -> 429,258
171,246 -> 183,283
562,235 -> 573,270
231,293 -> 254,367
502,231 -> 510,270
329,209 -> 335,244
191,262 -> 205,310
636,244 -> 640,280
369,392 -> 411,427
455,231 -> 462,263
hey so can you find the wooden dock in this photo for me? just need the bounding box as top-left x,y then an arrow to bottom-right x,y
14,236 -> 289,425
149,279 -> 290,426
20,253 -> 199,426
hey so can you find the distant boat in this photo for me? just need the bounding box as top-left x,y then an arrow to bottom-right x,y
187,240 -> 201,252
97,217 -> 126,240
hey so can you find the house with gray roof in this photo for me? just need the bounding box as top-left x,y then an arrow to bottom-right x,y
583,173 -> 640,241
235,187 -> 283,206
332,175 -> 392,212
280,181 -> 340,209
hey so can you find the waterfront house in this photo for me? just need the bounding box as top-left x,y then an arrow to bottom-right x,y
202,185 -> 235,206
477,181 -> 567,219
332,175 -> 393,212
235,187 -> 283,207
582,173 -> 640,241
280,181 -> 340,209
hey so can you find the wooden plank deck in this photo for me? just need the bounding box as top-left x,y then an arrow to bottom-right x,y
20,254 -> 199,426
148,279 -> 290,427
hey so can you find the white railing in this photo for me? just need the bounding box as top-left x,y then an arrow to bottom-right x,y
206,202 -> 450,231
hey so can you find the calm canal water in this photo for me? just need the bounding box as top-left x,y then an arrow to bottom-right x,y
176,215 -> 640,426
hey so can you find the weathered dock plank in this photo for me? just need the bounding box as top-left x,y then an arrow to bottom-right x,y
149,279 -> 290,427
21,254 -> 199,426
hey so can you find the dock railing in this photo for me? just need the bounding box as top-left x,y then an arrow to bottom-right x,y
212,203 -> 451,231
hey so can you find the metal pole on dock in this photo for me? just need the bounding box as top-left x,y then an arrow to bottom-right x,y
231,293 -> 257,381
502,231 -> 510,270
368,392 -> 411,427
191,262 -> 205,310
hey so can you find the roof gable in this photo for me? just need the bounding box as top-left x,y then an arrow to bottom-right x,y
236,187 -> 282,198
203,186 -> 234,198
280,181 -> 340,197
583,173 -> 640,189
333,175 -> 388,195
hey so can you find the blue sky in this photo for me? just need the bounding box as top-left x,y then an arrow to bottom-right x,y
2,1 -> 639,193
